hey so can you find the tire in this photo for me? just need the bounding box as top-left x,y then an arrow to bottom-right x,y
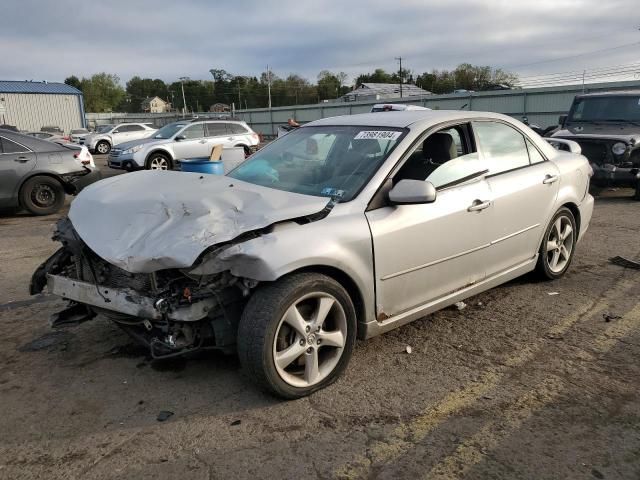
535,207 -> 577,280
20,176 -> 66,215
146,152 -> 173,170
240,145 -> 251,158
95,141 -> 111,155
237,272 -> 357,399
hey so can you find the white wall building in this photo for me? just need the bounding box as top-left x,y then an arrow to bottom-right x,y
0,80 -> 85,133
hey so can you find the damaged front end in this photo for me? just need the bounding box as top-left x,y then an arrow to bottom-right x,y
31,217 -> 252,358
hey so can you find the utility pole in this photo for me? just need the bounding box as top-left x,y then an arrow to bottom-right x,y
582,69 -> 586,93
395,57 -> 403,98
266,65 -> 272,109
179,77 -> 189,118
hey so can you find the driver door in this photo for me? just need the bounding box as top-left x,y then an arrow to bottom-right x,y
172,123 -> 207,159
365,124 -> 495,318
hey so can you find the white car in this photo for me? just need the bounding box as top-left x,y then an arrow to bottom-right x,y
69,128 -> 91,144
82,123 -> 157,154
371,104 -> 430,112
108,119 -> 260,170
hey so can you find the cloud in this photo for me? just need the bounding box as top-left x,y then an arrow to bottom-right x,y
1,0 -> 639,85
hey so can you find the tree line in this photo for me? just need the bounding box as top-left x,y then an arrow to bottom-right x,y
65,63 -> 518,113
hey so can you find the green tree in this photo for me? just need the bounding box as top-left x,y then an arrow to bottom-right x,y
64,75 -> 82,91
80,73 -> 125,112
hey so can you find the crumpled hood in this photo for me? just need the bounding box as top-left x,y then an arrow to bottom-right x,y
68,171 -> 329,273
554,124 -> 640,144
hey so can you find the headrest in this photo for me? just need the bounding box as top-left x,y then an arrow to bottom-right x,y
423,132 -> 457,162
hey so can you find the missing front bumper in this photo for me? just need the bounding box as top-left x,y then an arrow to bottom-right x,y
46,274 -> 217,322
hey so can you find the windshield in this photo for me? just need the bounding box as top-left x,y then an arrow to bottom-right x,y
153,122 -> 187,139
228,126 -> 406,201
569,95 -> 640,122
96,125 -> 114,133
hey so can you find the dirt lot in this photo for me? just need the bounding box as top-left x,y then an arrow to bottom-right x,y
0,163 -> 639,479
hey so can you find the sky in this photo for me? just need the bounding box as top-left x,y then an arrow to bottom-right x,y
1,0 -> 639,87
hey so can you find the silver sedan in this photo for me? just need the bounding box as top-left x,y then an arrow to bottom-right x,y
32,110 -> 594,398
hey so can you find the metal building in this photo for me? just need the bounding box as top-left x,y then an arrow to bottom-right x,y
0,81 -> 86,133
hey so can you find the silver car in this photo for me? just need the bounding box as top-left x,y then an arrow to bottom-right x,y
31,111 -> 594,398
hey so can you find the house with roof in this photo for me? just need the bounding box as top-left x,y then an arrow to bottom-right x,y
0,80 -> 86,132
141,96 -> 170,113
341,83 -> 432,102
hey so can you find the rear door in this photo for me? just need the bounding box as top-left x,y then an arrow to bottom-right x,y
0,136 -> 37,206
472,120 -> 560,276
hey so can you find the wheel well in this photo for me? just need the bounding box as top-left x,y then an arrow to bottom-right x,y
562,202 -> 581,235
290,265 -> 366,332
96,139 -> 111,146
18,173 -> 68,205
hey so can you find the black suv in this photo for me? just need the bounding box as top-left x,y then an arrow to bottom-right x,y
551,90 -> 640,199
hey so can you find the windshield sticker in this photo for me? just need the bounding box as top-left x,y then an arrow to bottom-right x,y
354,130 -> 402,140
321,187 -> 344,197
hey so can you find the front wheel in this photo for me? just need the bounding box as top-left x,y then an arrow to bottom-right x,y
536,207 -> 577,280
146,153 -> 173,170
237,272 -> 357,399
95,141 -> 111,154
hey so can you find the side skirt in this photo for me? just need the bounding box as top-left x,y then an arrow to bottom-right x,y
360,256 -> 537,339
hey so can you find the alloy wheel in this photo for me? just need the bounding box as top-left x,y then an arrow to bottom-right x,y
149,157 -> 169,170
545,215 -> 574,273
272,292 -> 347,388
97,142 -> 109,154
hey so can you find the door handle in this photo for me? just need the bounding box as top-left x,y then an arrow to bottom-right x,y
543,174 -> 559,185
198,140 -> 207,144
14,156 -> 29,163
467,199 -> 491,212
227,137 -> 234,141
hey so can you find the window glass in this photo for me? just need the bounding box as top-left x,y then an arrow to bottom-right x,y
229,126 -> 405,201
205,123 -> 227,136
473,121 -> 530,174
227,123 -> 248,134
127,125 -> 144,131
526,139 -> 545,164
396,125 -> 486,188
181,124 -> 205,139
1,137 -> 29,154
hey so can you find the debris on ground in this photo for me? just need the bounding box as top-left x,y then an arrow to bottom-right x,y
454,301 -> 466,310
547,292 -> 560,296
230,420 -> 241,426
156,411 -> 174,422
610,255 -> 640,270
405,345 -> 413,354
603,313 -> 622,323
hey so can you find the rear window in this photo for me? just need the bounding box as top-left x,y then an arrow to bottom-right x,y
227,123 -> 249,134
1,137 -> 30,154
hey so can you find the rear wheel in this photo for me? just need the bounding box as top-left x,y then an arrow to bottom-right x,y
95,141 -> 111,154
20,176 -> 66,215
536,207 -> 577,280
237,272 -> 357,399
146,153 -> 172,170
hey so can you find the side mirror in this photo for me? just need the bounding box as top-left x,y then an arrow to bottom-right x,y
175,134 -> 186,141
388,179 -> 437,205
558,114 -> 567,127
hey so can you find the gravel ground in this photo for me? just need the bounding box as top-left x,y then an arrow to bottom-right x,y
0,165 -> 639,479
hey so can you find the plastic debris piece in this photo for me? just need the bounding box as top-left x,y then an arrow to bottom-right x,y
405,345 -> 413,354
610,256 -> 640,270
157,410 -> 174,422
454,301 -> 467,310
603,313 -> 622,323
230,420 -> 241,426
547,292 -> 560,296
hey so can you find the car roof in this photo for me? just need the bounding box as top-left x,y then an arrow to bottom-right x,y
577,90 -> 640,98
306,110 -> 515,129
0,130 -> 68,152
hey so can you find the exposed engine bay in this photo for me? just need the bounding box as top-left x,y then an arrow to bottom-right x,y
31,217 -> 253,359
